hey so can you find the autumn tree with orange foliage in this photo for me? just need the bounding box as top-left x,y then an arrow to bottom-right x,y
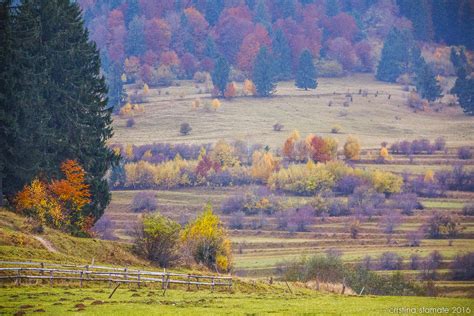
308,135 -> 332,163
224,82 -> 237,99
15,160 -> 92,235
282,130 -> 300,161
243,79 -> 256,96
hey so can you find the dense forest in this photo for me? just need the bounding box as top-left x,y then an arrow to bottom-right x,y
76,0 -> 474,108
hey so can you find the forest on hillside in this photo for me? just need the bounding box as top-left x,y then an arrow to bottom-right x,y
77,0 -> 474,109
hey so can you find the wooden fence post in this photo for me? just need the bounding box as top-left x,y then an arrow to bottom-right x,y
137,270 -> 140,289
187,275 -> 190,291
211,277 -> 215,292
40,263 -> 44,285
80,271 -> 83,288
49,270 -> 53,286
15,269 -> 20,286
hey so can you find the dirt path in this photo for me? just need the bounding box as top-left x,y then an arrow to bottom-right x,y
33,235 -> 58,253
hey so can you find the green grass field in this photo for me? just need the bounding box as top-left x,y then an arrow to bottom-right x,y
0,285 -> 472,316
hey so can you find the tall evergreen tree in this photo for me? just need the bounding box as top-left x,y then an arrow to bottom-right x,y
2,0 -> 117,226
376,28 -> 414,83
397,0 -> 433,41
272,29 -> 292,80
326,0 -> 339,17
254,0 -> 270,26
0,0 -> 14,205
204,36 -> 219,59
295,50 -> 317,91
252,47 -> 276,97
414,60 -> 442,102
451,47 -> 474,115
125,15 -> 146,57
205,0 -> 224,26
211,56 -> 230,96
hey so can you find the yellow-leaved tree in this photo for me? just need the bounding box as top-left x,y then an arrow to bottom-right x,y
210,140 -> 239,168
424,169 -> 435,183
251,151 -> 279,183
343,136 -> 361,160
243,79 -> 256,96
143,83 -> 150,94
211,98 -> 221,111
180,204 -> 232,272
371,170 -> 403,194
380,147 -> 392,161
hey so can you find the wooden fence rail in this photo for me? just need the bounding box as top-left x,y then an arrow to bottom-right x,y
0,261 -> 232,294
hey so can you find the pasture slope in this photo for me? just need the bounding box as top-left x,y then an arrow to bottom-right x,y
1,208 -> 471,315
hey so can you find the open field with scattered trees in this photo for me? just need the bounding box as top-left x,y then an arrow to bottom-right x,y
112,75 -> 474,148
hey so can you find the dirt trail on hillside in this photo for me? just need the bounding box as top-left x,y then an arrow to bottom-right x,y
33,236 -> 58,253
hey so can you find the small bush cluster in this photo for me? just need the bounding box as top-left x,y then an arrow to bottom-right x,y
458,147 -> 472,160
389,138 -> 445,155
426,213 -> 462,239
134,204 -> 232,272
221,188 -> 282,215
131,191 -> 157,212
280,253 -> 422,296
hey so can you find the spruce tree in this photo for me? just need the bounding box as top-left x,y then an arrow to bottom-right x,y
451,48 -> 474,115
252,47 -> 276,97
414,60 -> 442,102
125,15 -> 146,56
376,28 -> 414,82
211,56 -> 230,96
3,0 -> 117,226
0,0 -> 14,205
295,50 -> 317,91
272,29 -> 292,80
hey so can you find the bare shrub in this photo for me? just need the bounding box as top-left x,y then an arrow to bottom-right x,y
331,124 -> 341,134
126,118 -> 135,128
93,215 -> 115,240
379,252 -> 403,270
131,191 -> 157,212
287,206 -> 315,232
380,211 -> 402,243
458,147 -> 472,160
406,230 -> 422,247
229,211 -> 245,229
348,218 -> 361,239
426,213 -> 461,239
409,254 -> 421,270
434,137 -> 446,151
451,252 -> 474,280
180,122 -> 192,135
463,203 -> 474,216
391,193 -> 418,215
273,122 -> 284,132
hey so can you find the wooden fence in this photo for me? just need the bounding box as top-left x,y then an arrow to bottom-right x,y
0,261 -> 232,294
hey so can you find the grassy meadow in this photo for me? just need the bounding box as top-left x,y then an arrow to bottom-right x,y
0,284 -> 472,316
112,75 -> 474,148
